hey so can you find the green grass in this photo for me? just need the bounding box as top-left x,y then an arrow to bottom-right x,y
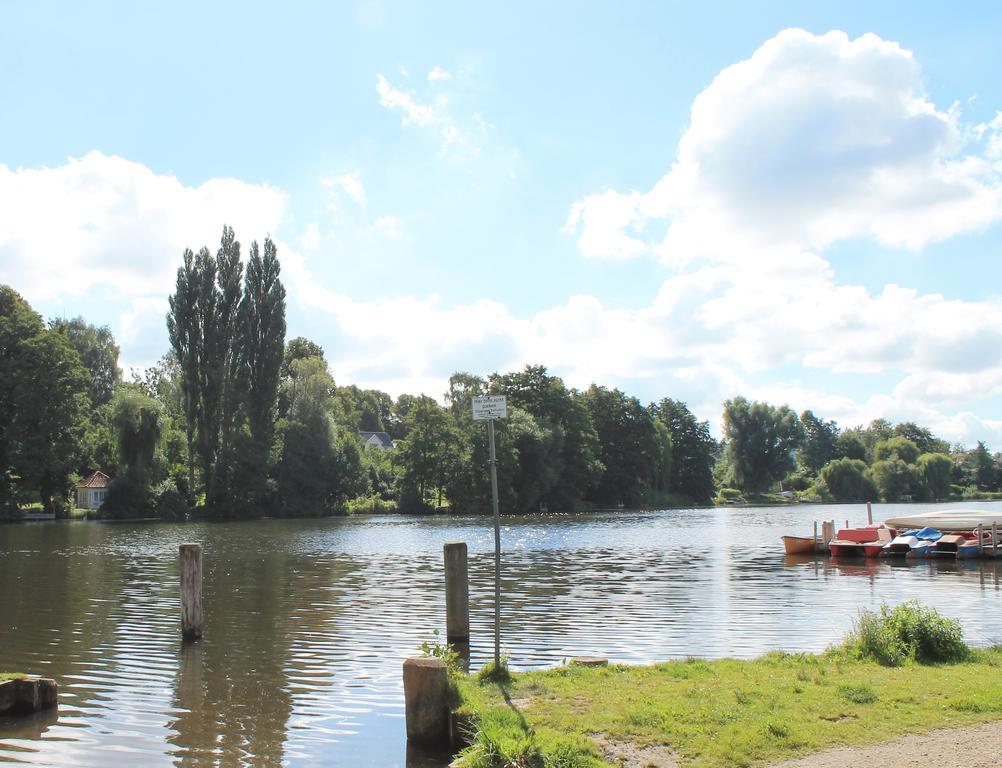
453,647 -> 1002,768
0,673 -> 26,680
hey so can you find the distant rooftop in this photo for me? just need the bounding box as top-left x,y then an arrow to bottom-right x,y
76,470 -> 111,489
359,431 -> 395,449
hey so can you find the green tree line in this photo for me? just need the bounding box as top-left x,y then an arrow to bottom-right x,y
2,227 -> 1000,519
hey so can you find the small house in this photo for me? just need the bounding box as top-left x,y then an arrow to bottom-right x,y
75,471 -> 111,510
359,431 -> 395,451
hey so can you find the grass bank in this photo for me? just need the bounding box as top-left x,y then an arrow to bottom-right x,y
0,673 -> 26,680
450,605 -> 1002,767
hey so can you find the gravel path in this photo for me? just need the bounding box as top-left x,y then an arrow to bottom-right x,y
767,721 -> 1002,768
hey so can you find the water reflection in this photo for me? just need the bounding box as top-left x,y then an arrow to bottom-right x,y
1,503 -> 1001,766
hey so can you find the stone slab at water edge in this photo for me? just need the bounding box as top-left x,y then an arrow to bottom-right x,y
0,677 -> 58,716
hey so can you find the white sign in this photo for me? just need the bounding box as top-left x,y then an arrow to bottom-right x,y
472,395 -> 508,421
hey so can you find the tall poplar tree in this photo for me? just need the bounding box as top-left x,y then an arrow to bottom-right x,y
167,249 -> 199,494
212,236 -> 286,515
167,227 -> 244,503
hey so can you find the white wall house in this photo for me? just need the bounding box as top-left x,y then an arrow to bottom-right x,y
75,471 -> 111,510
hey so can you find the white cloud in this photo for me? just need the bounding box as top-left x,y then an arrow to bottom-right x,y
0,151 -> 286,369
321,170 -> 368,208
0,151 -> 287,303
375,72 -> 490,156
566,29 -> 1002,265
428,67 -> 452,82
376,74 -> 438,127
300,222 -> 321,251
367,215 -> 404,239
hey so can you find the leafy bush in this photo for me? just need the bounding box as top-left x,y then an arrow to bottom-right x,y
152,479 -> 189,520
345,494 -> 398,514
819,458 -> 877,502
716,488 -> 743,502
844,602 -> 969,666
100,473 -> 153,519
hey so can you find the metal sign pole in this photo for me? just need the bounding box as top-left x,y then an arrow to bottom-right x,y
487,417 -> 501,668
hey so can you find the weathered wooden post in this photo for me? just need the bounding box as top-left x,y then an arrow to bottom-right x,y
977,524 -> 984,558
813,520 -> 818,551
993,522 -> 998,559
866,501 -> 873,525
179,543 -> 203,641
403,657 -> 450,745
444,542 -> 470,644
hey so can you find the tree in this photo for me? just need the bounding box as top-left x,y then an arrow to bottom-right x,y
650,399 -> 716,503
0,286 -> 90,515
395,396 -> 454,512
873,436 -> 920,465
214,236 -> 287,516
17,328 -> 91,514
280,337 -> 325,379
445,372 -> 486,418
102,387 -> 164,518
133,353 -> 190,495
960,442 -> 1001,491
721,397 -> 804,494
49,317 -> 122,406
274,356 -> 362,515
819,458 -> 876,501
892,422 -> 949,455
167,227 -> 244,504
834,430 -> 867,461
871,457 -> 920,502
488,365 -> 603,510
580,384 -> 660,506
797,410 -> 839,476
917,452 -> 953,501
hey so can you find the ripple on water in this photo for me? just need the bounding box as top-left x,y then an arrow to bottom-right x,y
1,505 -> 1001,765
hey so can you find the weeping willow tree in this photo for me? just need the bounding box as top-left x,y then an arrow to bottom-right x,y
102,388 -> 164,518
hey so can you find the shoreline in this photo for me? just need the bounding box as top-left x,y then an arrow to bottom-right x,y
451,644 -> 1002,768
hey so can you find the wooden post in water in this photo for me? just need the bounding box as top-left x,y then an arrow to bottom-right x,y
977,524 -> 984,558
813,520 -> 818,551
403,657 -> 450,746
179,543 -> 203,641
443,542 -> 470,644
993,522 -> 998,559
866,501 -> 873,525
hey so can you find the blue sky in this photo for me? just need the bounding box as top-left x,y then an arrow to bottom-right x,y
2,1 -> 1002,447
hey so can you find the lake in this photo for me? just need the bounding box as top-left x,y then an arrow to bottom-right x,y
1,502 -> 1001,766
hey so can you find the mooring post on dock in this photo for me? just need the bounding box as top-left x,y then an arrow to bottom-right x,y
977,524 -> 984,558
179,543 -> 203,642
813,520 -> 818,549
443,541 -> 470,644
866,501 -> 873,526
993,522 -> 998,559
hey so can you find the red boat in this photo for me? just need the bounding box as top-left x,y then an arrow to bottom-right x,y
828,524 -> 895,558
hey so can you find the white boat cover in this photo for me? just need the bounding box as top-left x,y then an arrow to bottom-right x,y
883,508 -> 1002,531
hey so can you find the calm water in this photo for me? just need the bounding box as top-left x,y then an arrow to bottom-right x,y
2,503 -> 1001,766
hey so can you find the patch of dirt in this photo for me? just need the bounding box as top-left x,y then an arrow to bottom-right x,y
767,720 -> 1002,768
590,733 -> 679,768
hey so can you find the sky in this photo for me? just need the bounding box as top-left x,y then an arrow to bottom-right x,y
2,1 -> 1002,448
